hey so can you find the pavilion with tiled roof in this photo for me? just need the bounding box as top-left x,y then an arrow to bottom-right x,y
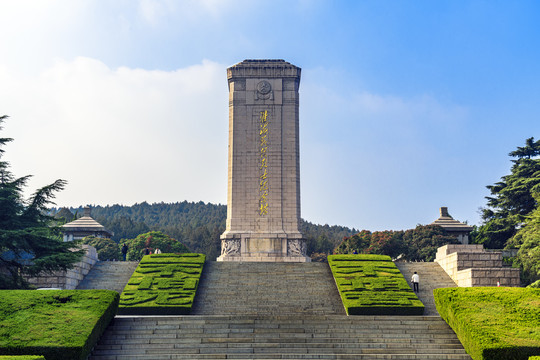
431,207 -> 473,244
61,207 -> 113,242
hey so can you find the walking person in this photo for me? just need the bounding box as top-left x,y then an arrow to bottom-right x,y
411,271 -> 419,292
121,243 -> 128,261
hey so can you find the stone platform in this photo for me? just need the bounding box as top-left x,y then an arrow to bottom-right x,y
435,244 -> 520,287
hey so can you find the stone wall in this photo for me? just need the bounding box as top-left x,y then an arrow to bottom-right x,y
26,245 -> 98,289
435,244 -> 520,287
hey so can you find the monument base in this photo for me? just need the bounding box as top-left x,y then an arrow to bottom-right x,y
216,254 -> 311,262
217,233 -> 310,262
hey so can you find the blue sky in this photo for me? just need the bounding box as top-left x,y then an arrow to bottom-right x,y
1,0 -> 539,231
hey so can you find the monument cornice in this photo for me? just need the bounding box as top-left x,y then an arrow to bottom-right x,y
227,59 -> 301,79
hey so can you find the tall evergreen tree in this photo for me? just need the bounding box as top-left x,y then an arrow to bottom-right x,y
0,115 -> 85,289
475,138 -> 540,248
509,196 -> 540,285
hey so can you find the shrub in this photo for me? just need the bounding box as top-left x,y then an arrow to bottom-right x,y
434,287 -> 540,360
328,254 -> 424,315
0,290 -> 118,360
124,231 -> 189,261
81,236 -> 120,261
119,253 -> 205,315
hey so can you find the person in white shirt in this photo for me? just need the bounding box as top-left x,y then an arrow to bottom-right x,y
411,272 -> 419,292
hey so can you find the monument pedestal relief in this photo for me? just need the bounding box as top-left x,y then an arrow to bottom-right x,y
218,59 -> 310,262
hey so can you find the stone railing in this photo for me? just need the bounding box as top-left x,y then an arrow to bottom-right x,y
26,245 -> 98,289
435,244 -> 520,287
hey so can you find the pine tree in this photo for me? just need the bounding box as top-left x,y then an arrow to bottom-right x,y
0,115 -> 85,288
475,138 -> 540,249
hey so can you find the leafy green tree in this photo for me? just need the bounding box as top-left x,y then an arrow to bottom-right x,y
54,207 -> 76,224
124,231 -> 189,261
334,230 -> 372,254
508,136 -> 540,159
366,230 -> 406,259
509,195 -> 540,284
82,236 -> 121,261
475,138 -> 540,249
94,216 -> 149,243
402,225 -> 459,262
334,230 -> 405,258
335,225 -> 457,261
0,115 -> 85,289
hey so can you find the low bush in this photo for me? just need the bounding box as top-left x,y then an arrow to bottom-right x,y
434,287 -> 540,360
328,254 -> 424,315
0,290 -> 118,360
119,253 -> 205,315
124,231 -> 190,261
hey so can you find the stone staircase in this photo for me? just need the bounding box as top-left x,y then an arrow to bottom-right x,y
88,315 -> 470,359
87,262 -> 471,360
191,262 -> 346,316
395,262 -> 458,316
77,261 -> 139,293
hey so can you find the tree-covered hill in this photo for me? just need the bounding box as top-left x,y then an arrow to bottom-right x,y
54,201 -> 358,261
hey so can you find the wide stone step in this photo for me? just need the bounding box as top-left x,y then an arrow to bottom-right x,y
191,262 -> 346,316
88,315 -> 471,360
77,261 -> 138,293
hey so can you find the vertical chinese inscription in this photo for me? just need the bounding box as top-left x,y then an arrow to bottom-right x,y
259,110 -> 269,216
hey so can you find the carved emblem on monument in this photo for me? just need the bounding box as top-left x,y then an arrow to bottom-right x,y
255,80 -> 273,100
287,239 -> 307,257
221,239 -> 241,256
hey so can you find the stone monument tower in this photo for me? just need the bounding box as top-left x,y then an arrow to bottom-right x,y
218,59 -> 309,262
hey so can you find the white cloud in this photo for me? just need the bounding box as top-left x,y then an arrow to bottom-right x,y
136,0 -> 242,25
299,77 -> 471,230
0,57 -> 229,207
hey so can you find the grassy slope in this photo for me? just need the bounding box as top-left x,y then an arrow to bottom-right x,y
434,287 -> 540,360
119,253 -> 205,315
328,254 -> 424,315
0,290 -> 118,360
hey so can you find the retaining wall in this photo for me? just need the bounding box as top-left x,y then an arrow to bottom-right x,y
26,245 -> 98,289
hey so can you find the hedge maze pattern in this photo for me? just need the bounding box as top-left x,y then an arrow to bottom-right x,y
119,253 -> 205,315
328,254 -> 424,315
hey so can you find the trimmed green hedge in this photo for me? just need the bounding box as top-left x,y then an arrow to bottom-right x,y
328,254 -> 424,315
119,253 -> 205,315
434,287 -> 540,360
0,290 -> 118,360
529,357 -> 540,360
0,357 -> 45,359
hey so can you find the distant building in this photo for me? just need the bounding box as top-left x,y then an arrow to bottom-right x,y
61,207 -> 112,242
431,207 -> 473,244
